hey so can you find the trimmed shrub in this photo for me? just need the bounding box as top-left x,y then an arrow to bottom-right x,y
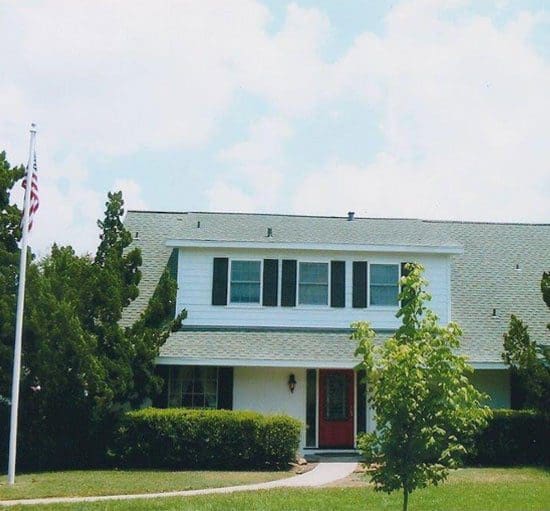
111,408 -> 301,470
467,409 -> 549,466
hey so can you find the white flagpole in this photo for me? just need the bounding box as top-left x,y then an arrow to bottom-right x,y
7,123 -> 37,485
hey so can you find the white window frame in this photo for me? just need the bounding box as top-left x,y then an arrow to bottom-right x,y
368,262 -> 401,309
228,258 -> 263,306
297,260 -> 331,308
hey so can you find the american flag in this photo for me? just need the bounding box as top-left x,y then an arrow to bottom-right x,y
21,151 -> 39,232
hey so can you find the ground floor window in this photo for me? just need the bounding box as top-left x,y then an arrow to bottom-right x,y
168,366 -> 218,409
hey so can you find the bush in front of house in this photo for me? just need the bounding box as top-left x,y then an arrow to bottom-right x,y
111,408 -> 302,470
467,409 -> 549,466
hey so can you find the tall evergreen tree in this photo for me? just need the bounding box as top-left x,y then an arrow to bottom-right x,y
1,158 -> 182,469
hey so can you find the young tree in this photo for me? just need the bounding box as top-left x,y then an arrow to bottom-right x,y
353,263 -> 490,511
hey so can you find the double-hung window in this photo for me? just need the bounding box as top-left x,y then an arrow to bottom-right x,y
230,260 -> 261,303
299,262 -> 328,305
370,264 -> 399,306
168,366 -> 218,409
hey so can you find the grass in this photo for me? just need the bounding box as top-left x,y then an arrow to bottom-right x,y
1,467 -> 548,510
0,469 -> 292,501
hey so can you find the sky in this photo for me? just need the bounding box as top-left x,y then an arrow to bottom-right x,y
1,0 -> 549,255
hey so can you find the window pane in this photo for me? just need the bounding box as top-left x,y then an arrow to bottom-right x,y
230,260 -> 261,303
204,394 -> 217,408
203,366 -> 218,379
231,283 -> 260,303
299,262 -> 328,284
370,285 -> 399,306
370,264 -> 399,285
231,260 -> 261,281
299,263 -> 328,305
325,373 -> 348,421
299,284 -> 328,305
203,379 -> 217,394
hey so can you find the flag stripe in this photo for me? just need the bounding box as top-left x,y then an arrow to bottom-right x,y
21,152 -> 39,232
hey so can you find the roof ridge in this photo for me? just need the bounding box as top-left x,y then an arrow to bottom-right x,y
126,210 -> 550,226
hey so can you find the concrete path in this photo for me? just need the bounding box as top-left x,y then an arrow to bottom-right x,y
0,462 -> 357,507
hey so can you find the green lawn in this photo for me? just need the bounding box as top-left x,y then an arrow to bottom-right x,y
0,469 -> 292,501
1,467 -> 549,510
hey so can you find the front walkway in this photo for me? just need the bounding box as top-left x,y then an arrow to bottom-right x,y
0,462 -> 358,507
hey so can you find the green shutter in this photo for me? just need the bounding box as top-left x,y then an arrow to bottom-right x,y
217,367 -> 234,410
356,370 -> 367,435
352,261 -> 368,308
330,261 -> 345,308
306,369 -> 317,447
281,259 -> 297,307
211,257 -> 228,305
153,365 -> 170,408
262,259 -> 279,306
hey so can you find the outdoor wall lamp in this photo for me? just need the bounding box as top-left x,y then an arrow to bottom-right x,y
288,373 -> 297,393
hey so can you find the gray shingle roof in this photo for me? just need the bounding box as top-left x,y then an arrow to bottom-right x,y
123,211 -> 550,364
157,329 -> 377,367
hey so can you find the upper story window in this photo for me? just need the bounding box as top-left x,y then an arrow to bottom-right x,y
370,264 -> 399,306
168,366 -> 218,409
230,260 -> 261,303
299,262 -> 328,305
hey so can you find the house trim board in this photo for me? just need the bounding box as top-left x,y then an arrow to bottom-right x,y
166,239 -> 464,255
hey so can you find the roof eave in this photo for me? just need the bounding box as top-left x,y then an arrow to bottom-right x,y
165,239 -> 464,255
155,356 -> 507,370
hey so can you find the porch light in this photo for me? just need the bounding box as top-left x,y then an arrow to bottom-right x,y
288,374 -> 297,393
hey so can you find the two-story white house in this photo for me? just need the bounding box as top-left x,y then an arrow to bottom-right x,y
123,211 -> 550,451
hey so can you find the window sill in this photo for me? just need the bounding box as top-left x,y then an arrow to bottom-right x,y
226,303 -> 263,309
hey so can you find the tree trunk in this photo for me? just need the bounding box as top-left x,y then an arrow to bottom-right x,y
403,487 -> 409,511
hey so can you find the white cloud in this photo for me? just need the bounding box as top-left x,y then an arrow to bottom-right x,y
1,0 -> 549,255
291,0 -> 550,222
1,1 -> 332,251
210,116 -> 291,211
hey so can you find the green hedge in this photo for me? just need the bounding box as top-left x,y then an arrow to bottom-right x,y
468,409 -> 549,466
111,408 -> 302,470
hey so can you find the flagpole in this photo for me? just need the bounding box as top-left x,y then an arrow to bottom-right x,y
7,123 -> 37,485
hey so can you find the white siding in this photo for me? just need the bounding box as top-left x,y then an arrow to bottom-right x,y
176,247 -> 451,329
471,369 -> 511,409
233,367 -> 307,448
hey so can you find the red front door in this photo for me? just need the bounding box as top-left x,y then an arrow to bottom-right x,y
319,369 -> 355,448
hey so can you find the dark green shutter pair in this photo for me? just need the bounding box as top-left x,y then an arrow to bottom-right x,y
213,258 -> 346,308
211,257 -> 279,306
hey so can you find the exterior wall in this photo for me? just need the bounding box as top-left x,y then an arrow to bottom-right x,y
233,366 -> 307,448
470,369 -> 511,409
176,247 -> 451,330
